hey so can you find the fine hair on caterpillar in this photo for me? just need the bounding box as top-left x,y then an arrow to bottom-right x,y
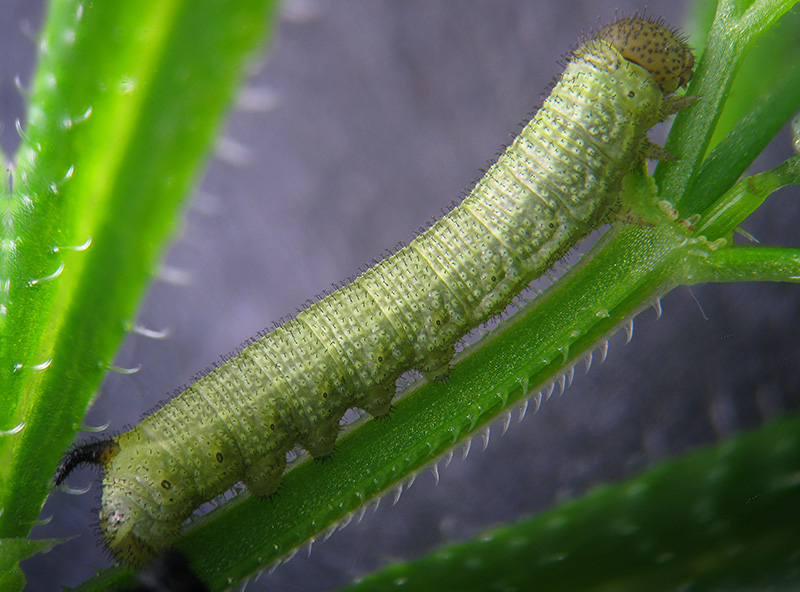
54,15 -> 696,567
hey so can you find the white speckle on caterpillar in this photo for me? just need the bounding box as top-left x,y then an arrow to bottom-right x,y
55,16 -> 696,565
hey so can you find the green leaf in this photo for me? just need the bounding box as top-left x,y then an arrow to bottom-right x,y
706,9 -> 800,150
693,155 -> 800,242
0,536 -> 63,592
0,0 -> 279,556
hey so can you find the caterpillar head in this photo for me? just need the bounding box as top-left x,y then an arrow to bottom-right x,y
98,432 -> 202,564
596,17 -> 694,93
99,476 -> 181,564
54,436 -> 187,565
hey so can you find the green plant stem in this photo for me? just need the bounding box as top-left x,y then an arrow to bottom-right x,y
695,155 -> 800,238
689,247 -> 800,283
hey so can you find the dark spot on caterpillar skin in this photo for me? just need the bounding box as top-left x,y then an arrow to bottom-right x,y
56,16 -> 695,566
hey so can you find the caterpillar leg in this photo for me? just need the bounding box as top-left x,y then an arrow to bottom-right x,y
356,379 -> 396,418
299,418 -> 340,458
243,451 -> 287,497
646,95 -> 699,160
661,95 -> 700,119
643,139 -> 677,162
418,346 -> 455,382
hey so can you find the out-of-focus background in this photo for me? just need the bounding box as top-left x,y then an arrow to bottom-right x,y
9,1 -> 798,590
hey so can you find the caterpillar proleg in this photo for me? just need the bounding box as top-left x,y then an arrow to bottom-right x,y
55,16 -> 695,564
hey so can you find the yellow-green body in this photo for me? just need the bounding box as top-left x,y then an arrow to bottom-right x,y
68,18 -> 694,563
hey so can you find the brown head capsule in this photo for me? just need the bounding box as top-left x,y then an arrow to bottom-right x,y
596,17 -> 694,93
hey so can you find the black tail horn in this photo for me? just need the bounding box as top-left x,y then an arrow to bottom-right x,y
54,439 -> 119,485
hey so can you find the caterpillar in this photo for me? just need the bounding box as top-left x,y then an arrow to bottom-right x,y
54,16 -> 695,565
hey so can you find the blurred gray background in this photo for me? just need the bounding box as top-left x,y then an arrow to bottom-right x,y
10,0 -> 799,590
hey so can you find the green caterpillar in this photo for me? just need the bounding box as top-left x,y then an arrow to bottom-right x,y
55,16 -> 695,564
